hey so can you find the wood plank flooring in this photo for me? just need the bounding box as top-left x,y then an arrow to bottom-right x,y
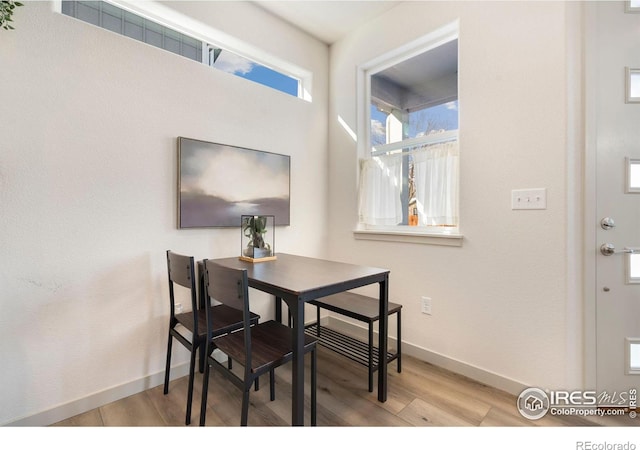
52,347 -> 636,428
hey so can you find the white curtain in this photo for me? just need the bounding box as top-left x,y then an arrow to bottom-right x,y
413,141 -> 459,226
358,153 -> 403,226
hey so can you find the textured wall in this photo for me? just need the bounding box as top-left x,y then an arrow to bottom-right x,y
0,1 -> 328,425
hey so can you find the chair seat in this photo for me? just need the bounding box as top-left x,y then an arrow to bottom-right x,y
309,291 -> 402,323
213,320 -> 318,374
176,304 -> 259,339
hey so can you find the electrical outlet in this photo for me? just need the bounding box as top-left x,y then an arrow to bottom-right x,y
175,303 -> 183,314
421,296 -> 432,315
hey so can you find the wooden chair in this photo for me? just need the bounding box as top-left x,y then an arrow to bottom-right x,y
163,251 -> 259,425
199,259 -> 318,426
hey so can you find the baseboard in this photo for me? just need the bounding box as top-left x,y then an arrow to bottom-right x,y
325,316 -> 527,397
8,319 -> 526,426
5,363 -> 190,427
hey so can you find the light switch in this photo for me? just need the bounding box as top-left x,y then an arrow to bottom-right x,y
511,188 -> 547,210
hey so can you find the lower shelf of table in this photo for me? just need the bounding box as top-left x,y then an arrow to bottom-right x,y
305,323 -> 397,370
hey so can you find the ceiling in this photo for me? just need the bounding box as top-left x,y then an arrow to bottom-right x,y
372,38 -> 458,112
254,1 -> 401,45
376,39 -> 458,91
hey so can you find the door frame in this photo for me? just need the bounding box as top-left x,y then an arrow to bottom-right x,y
583,0 -> 598,391
556,0 -> 591,393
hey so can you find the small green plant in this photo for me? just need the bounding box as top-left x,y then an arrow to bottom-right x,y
242,216 -> 271,257
1,1 -> 23,30
242,216 -> 275,260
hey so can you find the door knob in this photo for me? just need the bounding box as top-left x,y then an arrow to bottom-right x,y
600,217 -> 616,230
600,243 -> 635,256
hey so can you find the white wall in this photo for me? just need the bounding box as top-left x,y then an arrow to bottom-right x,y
0,0 -> 587,426
0,1 -> 328,425
327,1 -> 583,393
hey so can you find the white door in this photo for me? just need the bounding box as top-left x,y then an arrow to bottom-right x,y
590,1 -> 640,396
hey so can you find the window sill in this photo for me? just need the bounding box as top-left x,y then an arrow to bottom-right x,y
353,228 -> 463,247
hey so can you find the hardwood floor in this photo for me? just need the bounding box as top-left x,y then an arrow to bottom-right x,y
52,347 -> 636,428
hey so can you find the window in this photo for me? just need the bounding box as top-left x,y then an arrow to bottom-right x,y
61,1 -> 303,99
626,0 -> 640,13
62,1 -> 202,61
626,68 -> 640,104
357,23 -> 460,243
205,44 -> 299,97
626,250 -> 640,284
626,338 -> 640,375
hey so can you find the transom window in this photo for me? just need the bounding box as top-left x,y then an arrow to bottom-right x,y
206,43 -> 299,98
61,1 -> 303,99
358,24 -> 459,235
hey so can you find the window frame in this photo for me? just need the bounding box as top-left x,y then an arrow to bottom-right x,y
354,21 -> 463,246
55,0 -> 313,101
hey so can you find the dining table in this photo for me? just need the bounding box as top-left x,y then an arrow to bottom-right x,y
205,253 -> 390,426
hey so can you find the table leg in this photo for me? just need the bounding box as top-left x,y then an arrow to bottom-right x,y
378,275 -> 389,402
275,296 -> 282,323
289,298 -> 305,426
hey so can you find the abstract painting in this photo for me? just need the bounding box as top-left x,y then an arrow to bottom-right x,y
178,137 -> 290,228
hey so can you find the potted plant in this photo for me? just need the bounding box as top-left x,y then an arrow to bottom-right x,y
1,1 -> 23,31
241,215 -> 276,261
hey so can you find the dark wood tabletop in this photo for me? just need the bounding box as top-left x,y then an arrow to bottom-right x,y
210,253 -> 389,300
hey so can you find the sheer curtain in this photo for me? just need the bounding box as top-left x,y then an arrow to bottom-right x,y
413,141 -> 459,226
358,153 -> 403,226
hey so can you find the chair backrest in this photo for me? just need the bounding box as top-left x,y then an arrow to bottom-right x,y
202,259 -> 252,372
166,250 -> 199,333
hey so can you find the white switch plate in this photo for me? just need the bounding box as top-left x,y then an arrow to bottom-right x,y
421,296 -> 432,315
511,188 -> 547,210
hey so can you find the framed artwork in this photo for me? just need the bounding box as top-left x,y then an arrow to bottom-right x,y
177,137 -> 290,228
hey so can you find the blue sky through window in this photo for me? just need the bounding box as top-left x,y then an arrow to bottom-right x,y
371,100 -> 459,146
236,65 -> 299,97
213,48 -> 299,97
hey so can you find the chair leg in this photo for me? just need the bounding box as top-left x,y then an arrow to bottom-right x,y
198,344 -> 205,373
199,360 -> 211,426
241,389 -> 250,426
269,369 -> 276,401
368,323 -> 374,393
163,332 -> 173,395
185,346 -> 197,425
311,347 -> 317,426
